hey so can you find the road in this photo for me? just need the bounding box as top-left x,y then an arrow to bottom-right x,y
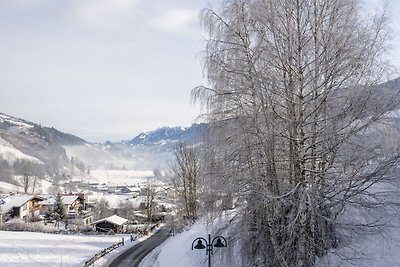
105,227 -> 171,267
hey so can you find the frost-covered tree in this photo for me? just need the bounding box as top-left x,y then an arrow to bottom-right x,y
21,160 -> 32,194
117,200 -> 135,222
13,159 -> 44,194
145,178 -> 157,224
171,142 -> 200,224
0,155 -> 13,184
193,0 -> 400,266
92,198 -> 112,221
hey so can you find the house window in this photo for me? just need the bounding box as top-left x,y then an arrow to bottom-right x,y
23,203 -> 28,211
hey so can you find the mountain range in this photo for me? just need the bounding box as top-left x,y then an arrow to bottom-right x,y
126,123 -> 206,146
1,76 -> 400,176
0,112 -> 206,175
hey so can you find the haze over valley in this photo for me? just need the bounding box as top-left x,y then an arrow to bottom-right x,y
3,1 -> 400,266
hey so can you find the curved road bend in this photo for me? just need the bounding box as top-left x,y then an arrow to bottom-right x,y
105,227 -> 171,267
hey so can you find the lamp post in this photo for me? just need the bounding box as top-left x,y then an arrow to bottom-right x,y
191,234 -> 227,267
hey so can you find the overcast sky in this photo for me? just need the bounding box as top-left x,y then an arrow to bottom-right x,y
0,0 -> 399,142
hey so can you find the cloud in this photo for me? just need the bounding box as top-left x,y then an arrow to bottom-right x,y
151,9 -> 200,35
10,0 -> 46,8
73,0 -> 141,25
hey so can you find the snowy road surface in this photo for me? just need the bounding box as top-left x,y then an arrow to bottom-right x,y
104,227 -> 171,267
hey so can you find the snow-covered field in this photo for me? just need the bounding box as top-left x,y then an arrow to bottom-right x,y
90,169 -> 153,185
0,231 -> 131,267
87,191 -> 147,209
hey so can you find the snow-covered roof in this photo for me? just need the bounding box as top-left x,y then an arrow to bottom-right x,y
62,196 -> 80,205
123,186 -> 141,192
92,215 -> 128,226
41,195 -> 82,206
0,195 -> 42,213
40,196 -> 55,206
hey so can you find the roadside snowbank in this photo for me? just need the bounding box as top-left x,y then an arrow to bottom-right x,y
146,215 -> 400,267
143,215 -> 241,267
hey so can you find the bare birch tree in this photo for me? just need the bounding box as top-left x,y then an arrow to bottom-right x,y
193,0 -> 400,266
171,142 -> 200,224
145,178 -> 157,224
14,160 -> 44,194
21,160 -> 32,194
0,155 -> 12,184
92,198 -> 113,221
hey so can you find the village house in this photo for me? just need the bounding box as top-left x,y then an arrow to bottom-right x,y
0,195 -> 44,221
92,215 -> 128,233
62,194 -> 85,212
66,210 -> 94,226
41,194 -> 85,213
41,194 -> 93,226
118,186 -> 141,197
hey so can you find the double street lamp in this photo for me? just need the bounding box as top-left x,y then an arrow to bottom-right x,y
191,234 -> 227,267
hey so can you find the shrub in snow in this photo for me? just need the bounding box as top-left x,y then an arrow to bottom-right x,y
3,218 -> 58,233
79,225 -> 94,233
66,224 -> 94,233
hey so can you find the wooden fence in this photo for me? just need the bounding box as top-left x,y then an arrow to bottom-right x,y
84,238 -> 124,267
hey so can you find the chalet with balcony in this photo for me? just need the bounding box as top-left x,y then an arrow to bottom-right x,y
41,194 -> 85,214
62,194 -> 85,212
39,194 -> 93,226
0,195 -> 44,221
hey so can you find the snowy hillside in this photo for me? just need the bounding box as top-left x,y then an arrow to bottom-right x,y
0,113 -> 85,146
142,216 -> 400,267
0,181 -> 22,193
0,113 -> 34,128
0,136 -> 42,164
0,112 -> 86,174
143,219 -> 240,267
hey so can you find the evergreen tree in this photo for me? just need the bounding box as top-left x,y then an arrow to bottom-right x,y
53,194 -> 66,229
44,205 -> 53,223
